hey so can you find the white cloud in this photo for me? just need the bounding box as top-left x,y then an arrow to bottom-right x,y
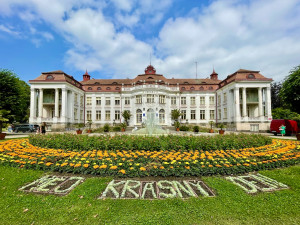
0,24 -> 21,37
0,0 -> 299,81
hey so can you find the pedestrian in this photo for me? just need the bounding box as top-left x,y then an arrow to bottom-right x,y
279,124 -> 286,137
40,122 -> 46,135
7,124 -> 12,133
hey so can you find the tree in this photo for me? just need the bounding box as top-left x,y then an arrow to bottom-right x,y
0,69 -> 30,123
171,109 -> 181,121
272,108 -> 299,120
122,110 -> 132,126
279,65 -> 300,114
0,109 -> 10,133
271,82 -> 282,109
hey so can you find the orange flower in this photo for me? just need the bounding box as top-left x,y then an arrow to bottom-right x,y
83,164 -> 89,168
100,164 -> 107,169
185,166 -> 190,169
160,166 -> 165,169
110,165 -> 117,170
45,162 -> 53,166
140,167 -> 146,171
93,165 -> 99,169
119,169 -> 126,174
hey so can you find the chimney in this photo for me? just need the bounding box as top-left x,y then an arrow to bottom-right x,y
210,69 -> 218,80
83,70 -> 90,81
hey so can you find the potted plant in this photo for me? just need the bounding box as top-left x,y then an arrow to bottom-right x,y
86,120 -> 92,133
171,109 -> 181,122
193,125 -> 200,133
122,110 -> 132,126
208,121 -> 215,133
174,121 -> 180,131
75,123 -> 84,134
218,123 -> 226,135
120,122 -> 127,132
0,110 -> 9,140
103,123 -> 110,133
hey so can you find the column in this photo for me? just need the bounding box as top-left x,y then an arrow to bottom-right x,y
77,94 -> 81,122
70,91 -> 75,122
242,87 -> 247,117
234,87 -> 240,120
61,88 -> 67,120
266,87 -> 272,119
30,88 -> 36,119
258,87 -> 263,118
38,88 -> 43,118
55,88 -> 59,118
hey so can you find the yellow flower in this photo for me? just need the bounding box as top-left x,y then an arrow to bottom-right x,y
140,167 -> 146,171
100,164 -> 107,169
110,165 -> 117,170
83,164 -> 89,168
119,169 -> 126,174
93,165 -> 99,169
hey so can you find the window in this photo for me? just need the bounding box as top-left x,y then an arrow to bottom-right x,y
209,96 -> 215,105
97,87 -> 101,90
96,110 -> 101,120
80,96 -> 83,106
88,87 -> 92,90
136,95 -> 142,104
223,93 -> 227,104
86,97 -> 92,106
199,86 -> 204,91
74,108 -> 77,120
46,75 -> 54,80
250,124 -> 259,131
115,110 -> 120,120
171,97 -> 176,105
74,93 -> 78,104
190,97 -> 196,105
96,97 -> 101,105
191,110 -> 196,120
209,86 -> 213,90
116,87 -> 120,90
224,108 -> 227,119
200,110 -> 205,120
200,96 -> 205,105
181,110 -> 186,120
106,87 -> 111,90
115,97 -> 120,105
218,95 -> 221,105
190,87 -> 195,90
218,109 -> 221,120
181,97 -> 186,105
159,95 -> 165,104
147,94 -> 154,103
105,110 -> 110,120
210,110 -> 215,120
80,110 -> 83,120
87,110 -> 92,120
125,97 -> 130,105
136,109 -> 142,124
159,109 -> 165,124
247,74 -> 255,79
105,97 -> 110,105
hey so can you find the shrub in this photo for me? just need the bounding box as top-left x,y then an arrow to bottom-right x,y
103,124 -> 110,132
179,125 -> 190,131
112,126 -> 121,132
28,133 -> 272,152
193,126 -> 200,133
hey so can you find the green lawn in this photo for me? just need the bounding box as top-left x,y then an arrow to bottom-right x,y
0,165 -> 299,225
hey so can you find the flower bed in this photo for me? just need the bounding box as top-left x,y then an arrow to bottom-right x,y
28,134 -> 272,151
0,139 -> 299,177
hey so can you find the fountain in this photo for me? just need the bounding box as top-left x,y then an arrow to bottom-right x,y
133,110 -> 168,136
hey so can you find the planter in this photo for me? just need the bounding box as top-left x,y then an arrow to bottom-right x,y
176,128 -> 180,132
76,130 -> 82,135
209,129 -> 214,133
87,130 -> 92,133
296,133 -> 300,140
0,133 -> 6,140
121,128 -> 126,132
219,130 -> 225,135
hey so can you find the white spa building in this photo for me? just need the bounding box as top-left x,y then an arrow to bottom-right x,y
29,65 -> 273,131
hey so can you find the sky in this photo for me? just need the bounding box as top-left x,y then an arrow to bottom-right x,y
0,0 -> 300,83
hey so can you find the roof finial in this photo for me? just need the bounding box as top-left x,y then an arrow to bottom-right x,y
85,69 -> 89,75
213,65 -> 215,73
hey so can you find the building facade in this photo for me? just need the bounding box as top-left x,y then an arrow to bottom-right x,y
29,65 -> 273,131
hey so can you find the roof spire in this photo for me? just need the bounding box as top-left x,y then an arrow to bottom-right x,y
85,69 -> 89,75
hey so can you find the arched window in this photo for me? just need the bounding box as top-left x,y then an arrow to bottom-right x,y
247,74 -> 255,79
88,87 -> 92,90
184,82 -> 189,84
116,87 -> 120,90
209,86 -> 213,90
112,82 -> 118,85
94,82 -> 100,85
46,75 -> 54,80
190,87 -> 195,90
106,87 -> 111,90
136,109 -> 142,124
199,86 -> 204,91
97,87 -> 101,90
159,109 -> 165,124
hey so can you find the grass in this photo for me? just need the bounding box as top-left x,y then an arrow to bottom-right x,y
0,164 -> 299,224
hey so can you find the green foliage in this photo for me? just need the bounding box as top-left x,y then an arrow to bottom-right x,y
179,125 -> 189,131
0,109 -> 10,133
171,109 -> 181,121
174,121 -> 180,129
103,124 -> 110,132
279,65 -> 300,113
209,121 -> 215,129
271,82 -> 283,109
193,125 -> 200,132
0,69 -> 30,123
122,110 -> 132,125
112,126 -> 121,132
217,123 -> 225,130
75,123 -> 85,129
272,107 -> 300,119
29,133 -> 272,152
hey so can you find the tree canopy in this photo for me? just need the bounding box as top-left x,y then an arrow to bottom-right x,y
0,69 -> 30,123
279,65 -> 300,114
271,82 -> 282,109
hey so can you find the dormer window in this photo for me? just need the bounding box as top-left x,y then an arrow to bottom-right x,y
201,81 -> 207,84
190,87 -> 195,90
88,87 -> 92,90
97,87 -> 101,90
95,82 -> 100,85
181,87 -> 185,90
46,75 -> 54,80
116,87 -> 120,90
184,82 -> 189,84
112,82 -> 118,85
209,86 -> 213,90
148,77 -> 154,79
106,87 -> 111,90
247,74 -> 255,79
199,86 -> 204,91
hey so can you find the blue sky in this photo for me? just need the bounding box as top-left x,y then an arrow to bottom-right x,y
0,0 -> 300,83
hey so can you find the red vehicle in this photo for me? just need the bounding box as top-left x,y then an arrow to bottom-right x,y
270,119 -> 299,136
